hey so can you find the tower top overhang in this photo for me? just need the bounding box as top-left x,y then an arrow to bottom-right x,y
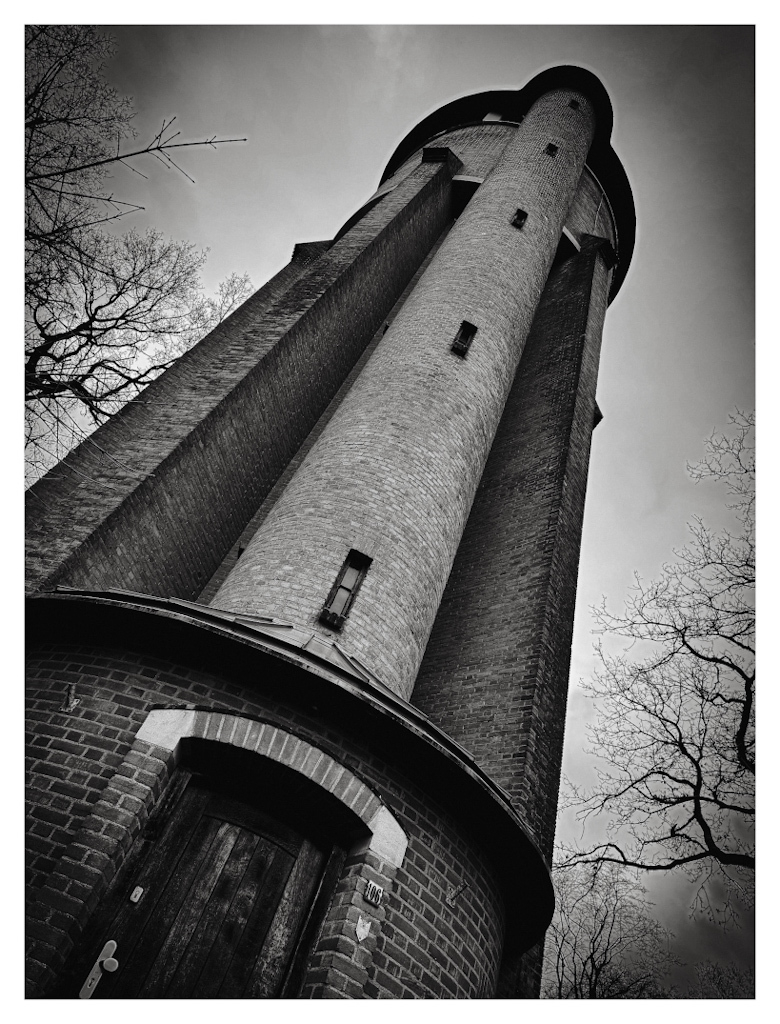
380,65 -> 635,299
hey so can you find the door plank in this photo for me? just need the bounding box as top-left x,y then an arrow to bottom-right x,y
162,828 -> 260,998
243,839 -> 327,998
135,821 -> 241,998
189,835 -> 282,998
280,844 -> 347,997
215,846 -> 296,998
97,799 -> 220,998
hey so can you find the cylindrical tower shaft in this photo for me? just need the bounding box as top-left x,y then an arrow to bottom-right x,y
212,88 -> 597,698
25,65 -> 636,1002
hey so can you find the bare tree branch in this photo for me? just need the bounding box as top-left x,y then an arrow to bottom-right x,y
561,414 -> 755,917
542,865 -> 680,998
25,26 -> 252,482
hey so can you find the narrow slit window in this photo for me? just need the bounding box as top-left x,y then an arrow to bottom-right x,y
451,320 -> 477,358
568,99 -> 580,110
545,143 -> 559,157
320,550 -> 371,630
511,209 -> 528,230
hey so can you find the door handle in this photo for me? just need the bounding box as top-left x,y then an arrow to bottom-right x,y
79,940 -> 119,999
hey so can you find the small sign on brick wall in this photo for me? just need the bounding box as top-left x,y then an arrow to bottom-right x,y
364,881 -> 383,906
445,881 -> 467,906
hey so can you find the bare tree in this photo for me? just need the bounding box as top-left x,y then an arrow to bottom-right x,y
562,412 -> 754,917
542,865 -> 679,998
687,960 -> 754,998
25,26 -> 250,478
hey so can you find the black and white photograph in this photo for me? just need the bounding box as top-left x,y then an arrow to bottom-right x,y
23,16 -> 756,1004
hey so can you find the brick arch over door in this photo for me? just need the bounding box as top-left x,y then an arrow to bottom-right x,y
137,709 -> 408,865
26,709 -> 408,996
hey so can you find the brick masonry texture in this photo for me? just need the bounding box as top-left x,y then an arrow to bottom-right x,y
211,89 -> 597,700
25,74 -> 631,1003
25,640 -> 506,999
368,123 -> 616,249
374,122 -> 516,196
413,236 -> 612,853
197,224 -> 455,605
25,246 -> 322,591
26,160 -> 456,600
412,238 -> 612,997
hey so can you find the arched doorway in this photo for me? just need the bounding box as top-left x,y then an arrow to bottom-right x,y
41,711 -> 408,999
72,767 -> 342,998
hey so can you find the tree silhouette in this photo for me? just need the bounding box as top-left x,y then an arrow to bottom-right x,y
562,412 -> 754,917
25,26 -> 249,478
542,865 -> 679,998
689,960 -> 754,998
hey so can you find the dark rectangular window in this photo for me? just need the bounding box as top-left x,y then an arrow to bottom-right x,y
320,550 -> 371,630
545,143 -> 558,157
451,320 -> 477,358
511,209 -> 528,230
568,99 -> 580,110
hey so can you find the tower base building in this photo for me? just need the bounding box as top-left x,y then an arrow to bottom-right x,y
25,66 -> 634,999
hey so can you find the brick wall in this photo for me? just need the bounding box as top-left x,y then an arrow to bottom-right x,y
198,224 -> 455,605
211,89 -> 597,700
412,238 -> 612,997
376,122 -> 516,197
412,236 -> 613,856
368,123 -> 616,256
25,244 -> 324,592
26,637 -> 508,998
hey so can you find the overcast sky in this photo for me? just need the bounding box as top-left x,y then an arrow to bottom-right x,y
32,19 -> 757,996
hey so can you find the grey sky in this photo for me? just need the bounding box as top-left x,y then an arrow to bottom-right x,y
96,23 -> 755,990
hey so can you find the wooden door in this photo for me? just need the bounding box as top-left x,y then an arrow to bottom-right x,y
66,773 -> 331,999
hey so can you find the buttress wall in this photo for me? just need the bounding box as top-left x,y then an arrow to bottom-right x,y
412,235 -> 614,858
25,158 -> 459,599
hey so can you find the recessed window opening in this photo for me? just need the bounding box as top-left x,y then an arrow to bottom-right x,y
511,209 -> 528,230
451,321 -> 477,358
320,550 -> 372,630
545,143 -> 559,157
568,99 -> 580,110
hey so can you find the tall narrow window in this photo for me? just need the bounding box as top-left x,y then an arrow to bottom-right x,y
320,550 -> 371,630
511,208 -> 528,230
545,143 -> 559,157
451,320 -> 477,358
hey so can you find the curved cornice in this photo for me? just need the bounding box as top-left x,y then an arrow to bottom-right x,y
379,65 -> 635,300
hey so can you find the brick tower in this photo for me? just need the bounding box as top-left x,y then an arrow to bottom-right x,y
25,66 -> 634,999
